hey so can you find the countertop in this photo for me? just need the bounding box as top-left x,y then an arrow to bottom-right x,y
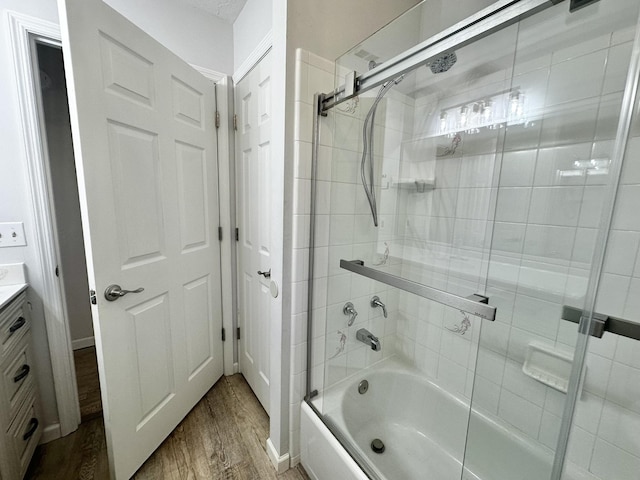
0,284 -> 28,310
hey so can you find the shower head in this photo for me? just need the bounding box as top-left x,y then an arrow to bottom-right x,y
429,51 -> 457,74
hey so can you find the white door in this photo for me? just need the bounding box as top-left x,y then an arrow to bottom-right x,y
58,0 -> 223,478
236,52 -> 272,413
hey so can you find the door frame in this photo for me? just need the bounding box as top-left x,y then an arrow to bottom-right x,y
7,11 -> 81,440
8,10 -> 238,444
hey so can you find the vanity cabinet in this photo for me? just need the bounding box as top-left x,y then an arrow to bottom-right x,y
0,290 -> 41,479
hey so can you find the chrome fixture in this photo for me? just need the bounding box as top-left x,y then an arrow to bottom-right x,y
356,328 -> 381,351
371,295 -> 387,318
343,302 -> 358,326
341,259 -> 496,321
104,284 -> 144,301
361,74 -> 404,227
358,379 -> 369,394
428,51 -> 457,73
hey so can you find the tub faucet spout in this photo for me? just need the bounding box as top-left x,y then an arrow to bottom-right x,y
356,328 -> 381,351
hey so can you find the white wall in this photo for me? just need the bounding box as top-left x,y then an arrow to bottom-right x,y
233,0 -> 272,73
104,0 -> 233,73
0,0 -> 233,435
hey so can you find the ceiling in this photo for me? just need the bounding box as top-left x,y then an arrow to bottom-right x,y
179,0 -> 247,23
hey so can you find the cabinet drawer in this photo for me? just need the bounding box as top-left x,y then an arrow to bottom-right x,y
1,336 -> 34,425
0,293 -> 29,362
7,390 -> 40,478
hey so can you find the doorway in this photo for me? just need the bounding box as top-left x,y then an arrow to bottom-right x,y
32,41 -> 101,423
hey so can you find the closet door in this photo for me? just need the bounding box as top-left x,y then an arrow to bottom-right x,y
58,0 -> 223,477
235,51 -> 273,413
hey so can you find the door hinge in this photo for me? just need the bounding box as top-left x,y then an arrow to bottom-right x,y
233,114 -> 238,131
215,110 -> 220,129
221,328 -> 226,341
235,227 -> 239,241
55,265 -> 59,277
218,226 -> 223,241
89,289 -> 97,305
237,327 -> 241,340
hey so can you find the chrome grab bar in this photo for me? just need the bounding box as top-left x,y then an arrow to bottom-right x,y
339,259 -> 496,321
561,305 -> 640,341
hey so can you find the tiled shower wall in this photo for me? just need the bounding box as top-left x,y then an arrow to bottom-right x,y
290,6 -> 640,475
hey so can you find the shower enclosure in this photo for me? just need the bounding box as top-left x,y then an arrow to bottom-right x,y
302,0 -> 640,478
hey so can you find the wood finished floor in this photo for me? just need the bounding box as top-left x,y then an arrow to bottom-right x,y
26,375 -> 310,480
73,347 -> 103,421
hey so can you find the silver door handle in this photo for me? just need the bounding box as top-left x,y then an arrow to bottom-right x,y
104,284 -> 144,301
257,269 -> 271,278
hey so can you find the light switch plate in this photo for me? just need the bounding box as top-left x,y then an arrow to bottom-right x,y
0,222 -> 27,247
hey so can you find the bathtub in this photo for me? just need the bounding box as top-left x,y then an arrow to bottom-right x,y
300,358 -> 598,480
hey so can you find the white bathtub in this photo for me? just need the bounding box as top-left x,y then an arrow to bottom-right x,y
301,358 -> 598,480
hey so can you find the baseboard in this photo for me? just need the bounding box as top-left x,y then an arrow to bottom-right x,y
72,336 -> 95,350
233,362 -> 239,374
266,437 -> 290,474
290,454 -> 301,467
40,422 -> 61,444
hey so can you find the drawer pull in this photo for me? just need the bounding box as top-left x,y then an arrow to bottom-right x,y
8,317 -> 26,335
13,364 -> 30,383
23,418 -> 39,441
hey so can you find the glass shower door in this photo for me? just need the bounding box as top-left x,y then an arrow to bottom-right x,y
463,0 -> 640,479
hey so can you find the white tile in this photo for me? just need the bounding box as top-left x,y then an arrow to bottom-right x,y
539,98 -> 599,147
328,215 -> 354,246
606,362 -> 640,414
437,357 -> 468,396
538,411 -> 560,449
603,42 -> 634,95
578,186 -> 605,228
326,273 -> 351,305
294,141 -> 312,179
583,352 -> 612,399
293,178 -> 311,215
528,186 -> 583,226
502,358 -> 547,407
603,230 -> 640,276
551,33 -> 609,65
329,182 -> 356,214
615,335 -> 640,369
295,57 -> 309,103
512,294 -> 562,340
294,101 -> 313,143
456,188 -> 492,220
590,439 -> 640,480
498,389 -> 542,438
523,224 -> 576,263
621,137 -> 640,185
598,400 -> 640,458
545,50 -> 606,107
499,150 -> 537,187
612,185 -> 640,231
492,222 -> 526,254
471,378 -> 501,414
534,143 -> 592,186
566,426 -> 595,470
308,67 -> 334,99
458,154 -> 496,188
595,93 -> 623,141
595,273 -> 630,318
495,187 -> 531,223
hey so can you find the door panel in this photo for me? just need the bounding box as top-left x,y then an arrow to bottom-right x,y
58,0 -> 223,477
236,52 -> 272,413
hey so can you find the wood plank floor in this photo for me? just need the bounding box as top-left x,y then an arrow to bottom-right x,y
26,375 -> 309,480
73,347 -> 103,421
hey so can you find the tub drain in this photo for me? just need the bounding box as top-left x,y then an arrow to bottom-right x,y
358,380 -> 369,394
371,438 -> 385,454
